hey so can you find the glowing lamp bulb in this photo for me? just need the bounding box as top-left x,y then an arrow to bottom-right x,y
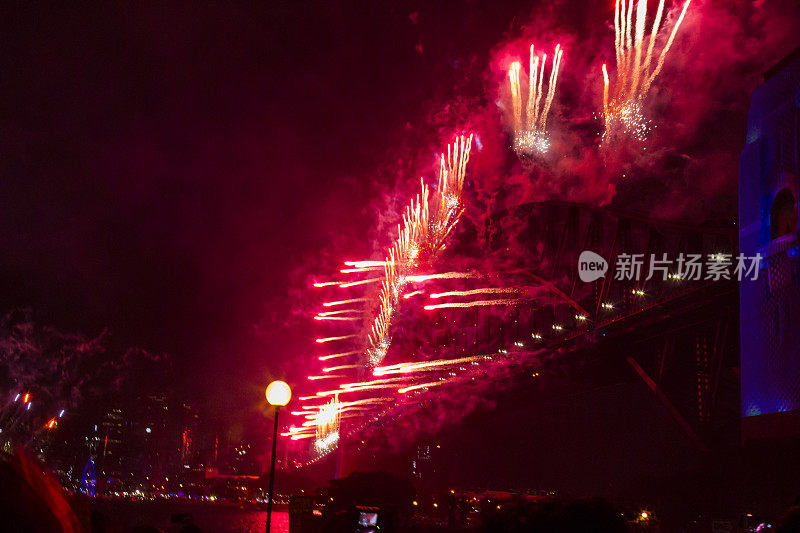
265,380 -> 292,406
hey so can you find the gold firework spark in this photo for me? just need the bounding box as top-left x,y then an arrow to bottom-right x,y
602,0 -> 692,142
366,136 -> 474,366
506,44 -> 564,155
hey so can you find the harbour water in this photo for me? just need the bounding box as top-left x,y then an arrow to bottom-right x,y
89,500 -> 289,532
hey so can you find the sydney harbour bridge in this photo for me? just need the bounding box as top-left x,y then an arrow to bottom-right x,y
301,199 -> 740,473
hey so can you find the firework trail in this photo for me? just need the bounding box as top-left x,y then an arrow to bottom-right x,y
366,135 -> 474,366
506,44 -> 564,155
429,287 -> 519,298
313,281 -> 342,288
406,272 -> 475,282
313,315 -> 362,321
424,299 -> 519,310
602,0 -> 692,142
398,380 -> 451,394
402,290 -> 425,299
316,309 -> 361,316
339,277 -> 384,288
318,350 -> 359,361
373,355 -> 492,376
321,364 -> 361,373
323,298 -> 368,307
315,334 -> 357,344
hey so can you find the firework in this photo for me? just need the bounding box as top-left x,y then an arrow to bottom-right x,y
402,290 -> 425,299
341,377 -> 410,388
339,277 -> 384,288
602,0 -> 692,142
314,432 -> 339,451
340,266 -> 384,273
296,136 -> 476,456
429,288 -> 518,298
318,351 -> 360,361
373,355 -> 491,376
310,377 -> 413,397
315,334 -> 357,344
316,309 -> 361,316
314,395 -> 341,451
321,364 -> 361,373
424,299 -> 519,310
506,44 -> 564,156
366,136 -> 474,366
405,272 -> 475,282
302,398 -> 391,411
344,261 -> 386,268
317,383 -> 400,395
313,315 -> 362,321
323,298 -> 367,307
398,380 -> 451,394
313,281 -> 342,288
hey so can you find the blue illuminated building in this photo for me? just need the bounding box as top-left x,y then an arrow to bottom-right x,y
739,47 -> 800,438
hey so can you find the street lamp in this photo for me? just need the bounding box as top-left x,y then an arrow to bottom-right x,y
265,380 -> 291,532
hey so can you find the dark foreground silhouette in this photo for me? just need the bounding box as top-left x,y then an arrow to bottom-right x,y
4,452 -> 800,532
480,497 -> 628,533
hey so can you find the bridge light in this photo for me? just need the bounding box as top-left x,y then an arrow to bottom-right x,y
601,302 -> 614,309
531,333 -> 542,339
552,324 -> 563,331
575,314 -> 588,321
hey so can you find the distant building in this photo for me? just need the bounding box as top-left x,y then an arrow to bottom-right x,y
135,393 -> 171,488
80,395 -> 214,492
411,443 -> 436,481
91,406 -> 126,490
739,46 -> 800,439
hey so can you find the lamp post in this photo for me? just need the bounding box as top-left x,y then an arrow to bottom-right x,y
265,380 -> 291,533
